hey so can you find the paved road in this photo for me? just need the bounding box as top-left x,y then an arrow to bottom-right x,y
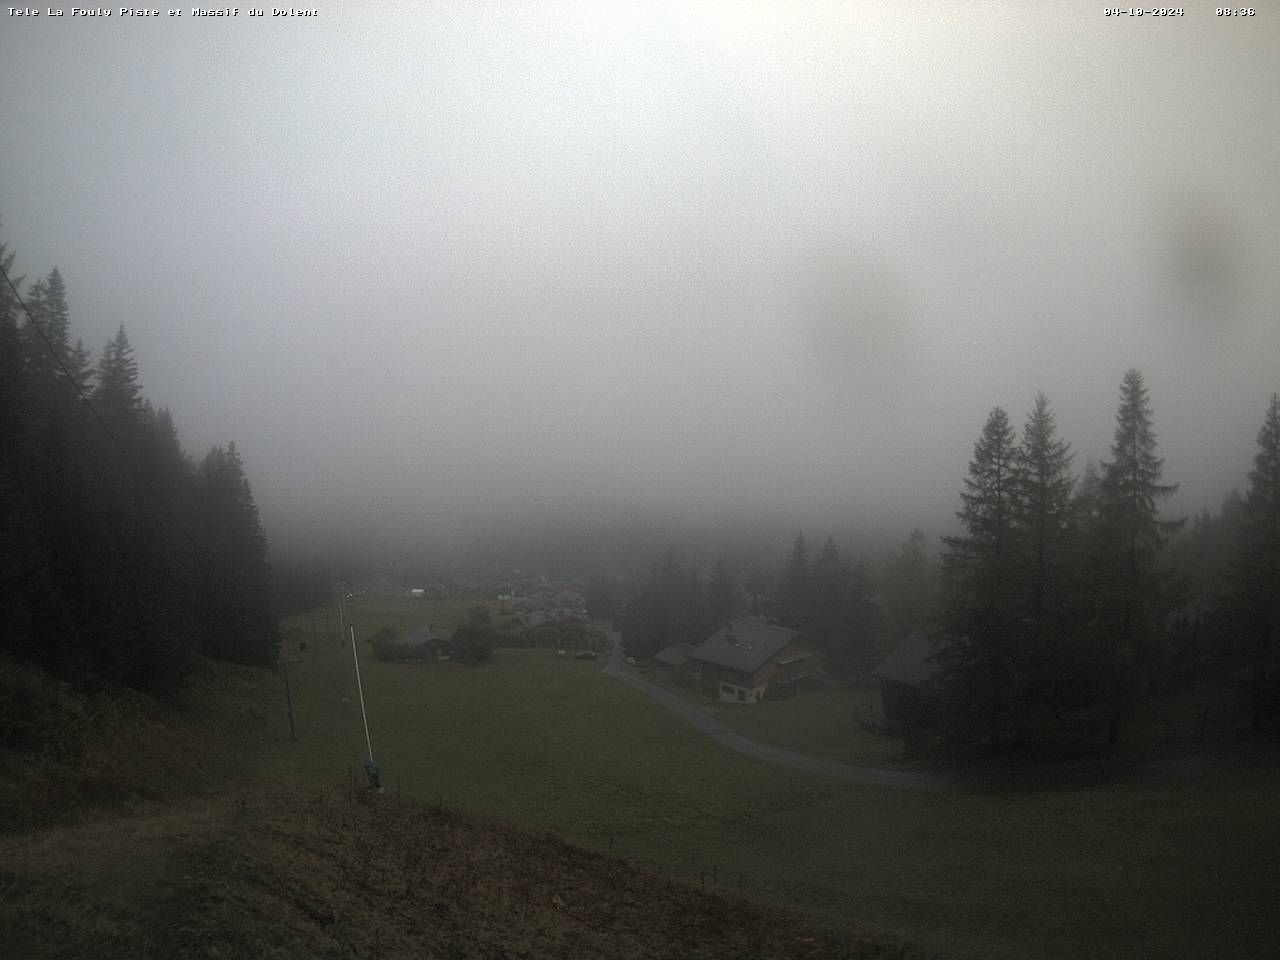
600,630 -> 948,792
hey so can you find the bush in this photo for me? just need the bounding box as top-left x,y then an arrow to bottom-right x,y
452,606 -> 496,665
0,654 -> 87,756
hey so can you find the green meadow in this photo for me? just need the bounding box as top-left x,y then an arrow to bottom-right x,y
258,597 -> 1279,960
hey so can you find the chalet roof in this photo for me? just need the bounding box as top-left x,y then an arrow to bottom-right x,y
655,642 -> 695,668
688,619 -> 799,674
400,625 -> 434,646
873,630 -> 938,687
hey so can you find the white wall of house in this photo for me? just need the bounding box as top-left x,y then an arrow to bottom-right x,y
716,680 -> 766,703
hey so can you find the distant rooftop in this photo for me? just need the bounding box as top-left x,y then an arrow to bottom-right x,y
873,630 -> 938,687
688,619 -> 799,674
400,625 -> 434,646
655,642 -> 695,668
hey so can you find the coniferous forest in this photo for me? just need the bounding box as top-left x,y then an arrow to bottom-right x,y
3,217 -> 1275,755
932,377 -> 1280,751
619,375 -> 1280,755
0,229 -> 278,697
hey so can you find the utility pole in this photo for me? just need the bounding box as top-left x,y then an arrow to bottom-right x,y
279,659 -> 299,741
350,624 -> 383,793
337,582 -> 347,649
350,625 -> 373,762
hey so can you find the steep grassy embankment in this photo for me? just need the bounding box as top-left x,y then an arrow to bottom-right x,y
0,646 -> 921,958
0,653 -> 276,831
1,785 -> 918,959
5,598 -> 1279,960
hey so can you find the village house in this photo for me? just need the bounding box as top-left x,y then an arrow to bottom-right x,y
686,619 -> 815,704
654,641 -> 698,685
403,625 -> 453,661
872,630 -> 939,732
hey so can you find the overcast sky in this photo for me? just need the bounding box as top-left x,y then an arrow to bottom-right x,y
2,3 -> 1277,561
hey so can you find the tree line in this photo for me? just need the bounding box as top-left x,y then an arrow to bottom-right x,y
617,553 -> 739,661
615,368 -> 1278,753
616,530 -> 930,676
0,227 -> 278,696
934,371 -> 1279,750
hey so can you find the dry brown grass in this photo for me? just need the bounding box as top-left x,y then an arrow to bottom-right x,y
0,785 -> 921,960
0,655 -> 275,832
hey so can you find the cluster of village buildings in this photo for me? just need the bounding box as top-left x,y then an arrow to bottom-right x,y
497,580 -> 594,648
386,575 -> 929,727
399,577 -> 598,653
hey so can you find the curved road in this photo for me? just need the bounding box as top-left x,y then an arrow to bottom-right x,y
600,631 -> 948,792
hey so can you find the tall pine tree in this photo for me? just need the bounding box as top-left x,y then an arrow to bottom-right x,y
707,557 -> 735,625
1234,393 -> 1280,730
937,407 -> 1021,748
843,560 -> 883,674
196,443 -> 278,666
781,533 -> 810,630
811,537 -> 848,666
1014,393 -> 1075,625
95,325 -> 143,422
1095,369 -> 1182,742
1009,394 -> 1080,736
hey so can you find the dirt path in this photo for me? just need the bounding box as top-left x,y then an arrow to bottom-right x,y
599,630 -> 949,792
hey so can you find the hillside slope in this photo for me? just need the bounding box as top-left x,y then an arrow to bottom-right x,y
0,654 -> 275,832
1,785 -> 919,959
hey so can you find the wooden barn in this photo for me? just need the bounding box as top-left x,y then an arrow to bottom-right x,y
872,630 -> 939,732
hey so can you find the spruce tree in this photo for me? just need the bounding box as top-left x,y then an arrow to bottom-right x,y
1014,393 -> 1075,624
938,406 -> 1021,748
196,443 -> 278,666
0,228 -> 276,693
68,338 -> 94,395
1096,369 -> 1182,742
0,240 -> 28,460
811,537 -> 848,667
884,528 -> 930,643
1010,394 -> 1079,736
1236,393 -> 1280,729
844,560 -> 882,674
95,324 -> 143,421
781,533 -> 810,630
942,408 -> 1019,601
707,557 -> 735,625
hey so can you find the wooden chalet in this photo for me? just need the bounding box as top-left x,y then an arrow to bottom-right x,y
687,619 -> 815,704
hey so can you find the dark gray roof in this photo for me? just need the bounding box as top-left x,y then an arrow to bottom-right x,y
873,630 -> 938,686
687,619 -> 799,673
400,625 -> 435,646
655,642 -> 695,668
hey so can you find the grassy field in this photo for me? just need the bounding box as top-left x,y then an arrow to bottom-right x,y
2,785 -> 926,960
627,661 -> 904,766
704,686 -> 903,765
251,596 -> 1280,960
0,653 -> 277,831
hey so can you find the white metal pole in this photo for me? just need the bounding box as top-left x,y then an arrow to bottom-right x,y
349,625 -> 374,762
337,585 -> 346,648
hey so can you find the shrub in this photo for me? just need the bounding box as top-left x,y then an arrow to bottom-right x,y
452,606 -> 496,665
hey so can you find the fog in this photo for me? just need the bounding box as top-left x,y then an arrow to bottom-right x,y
3,4 -> 1277,570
